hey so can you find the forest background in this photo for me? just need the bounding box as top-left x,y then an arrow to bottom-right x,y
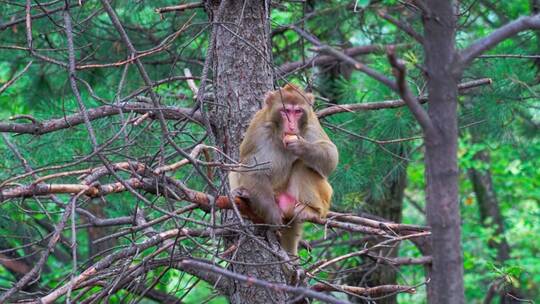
0,1 -> 538,303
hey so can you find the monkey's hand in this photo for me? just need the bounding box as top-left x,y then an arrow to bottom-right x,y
284,135 -> 308,156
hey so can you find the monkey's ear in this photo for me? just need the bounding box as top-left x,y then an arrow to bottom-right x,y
283,83 -> 298,91
305,92 -> 315,106
264,90 -> 276,106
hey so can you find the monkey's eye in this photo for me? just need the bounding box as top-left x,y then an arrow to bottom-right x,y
295,109 -> 303,114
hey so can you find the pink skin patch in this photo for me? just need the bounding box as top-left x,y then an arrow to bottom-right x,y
280,104 -> 303,146
276,192 -> 296,217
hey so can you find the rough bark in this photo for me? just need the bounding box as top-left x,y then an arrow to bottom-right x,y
205,1 -> 289,303
422,1 -> 465,303
207,0 -> 273,157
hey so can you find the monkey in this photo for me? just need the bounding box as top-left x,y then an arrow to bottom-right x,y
229,84 -> 338,256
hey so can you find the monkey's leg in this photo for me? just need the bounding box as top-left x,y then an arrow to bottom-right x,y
235,173 -> 282,226
280,220 -> 302,256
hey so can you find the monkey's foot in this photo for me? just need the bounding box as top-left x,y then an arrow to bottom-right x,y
230,187 -> 250,200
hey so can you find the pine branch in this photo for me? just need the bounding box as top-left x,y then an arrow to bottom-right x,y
460,14 -> 540,67
387,47 -> 436,138
0,102 -> 202,135
316,78 -> 492,118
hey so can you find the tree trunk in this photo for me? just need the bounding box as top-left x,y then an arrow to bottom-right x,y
467,134 -> 524,304
205,1 -> 289,303
422,1 -> 465,303
468,150 -> 511,262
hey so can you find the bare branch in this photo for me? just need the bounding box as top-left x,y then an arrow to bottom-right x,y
309,232 -> 431,275
277,44 -> 401,76
0,102 -> 202,135
155,2 -> 204,14
459,14 -> 540,67
479,54 -> 540,59
312,283 -> 416,297
289,25 -> 398,91
38,228 -> 223,304
178,259 -> 350,304
0,193 -> 80,303
0,61 -> 33,95
316,78 -> 492,118
377,10 -> 424,44
0,177 -> 430,238
387,47 -> 437,139
0,2 -> 82,31
364,254 -> 432,266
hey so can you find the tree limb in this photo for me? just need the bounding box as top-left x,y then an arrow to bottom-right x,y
316,77 -> 492,118
0,102 -> 202,135
312,282 -> 416,297
178,259 -> 350,304
290,25 -> 398,91
459,14 -> 540,67
387,47 -> 437,138
155,2 -> 204,14
277,44 -> 400,76
377,10 -> 424,44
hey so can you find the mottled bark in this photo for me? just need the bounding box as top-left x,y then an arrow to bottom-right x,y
423,1 -> 465,303
205,1 -> 289,303
207,0 -> 273,157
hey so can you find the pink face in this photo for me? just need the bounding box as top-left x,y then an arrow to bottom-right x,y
280,104 -> 304,135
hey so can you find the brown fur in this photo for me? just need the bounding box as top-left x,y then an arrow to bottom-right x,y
230,84 -> 338,255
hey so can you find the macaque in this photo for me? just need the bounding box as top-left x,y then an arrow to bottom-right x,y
229,84 -> 338,256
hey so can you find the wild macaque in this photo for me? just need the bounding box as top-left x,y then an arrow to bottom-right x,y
229,84 -> 338,255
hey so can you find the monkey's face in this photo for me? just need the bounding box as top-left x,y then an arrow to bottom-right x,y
264,84 -> 313,143
279,103 -> 305,136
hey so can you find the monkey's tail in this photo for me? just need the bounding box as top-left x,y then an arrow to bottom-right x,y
280,220 -> 303,256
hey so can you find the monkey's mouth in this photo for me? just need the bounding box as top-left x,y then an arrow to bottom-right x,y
282,133 -> 299,147
283,133 -> 298,139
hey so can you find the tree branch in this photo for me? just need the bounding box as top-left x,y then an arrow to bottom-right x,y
178,259 -> 350,304
316,78 -> 492,118
377,10 -> 424,44
37,228 -> 222,304
0,61 -> 33,95
155,2 -> 204,14
0,175 -> 429,237
312,283 -> 416,297
0,102 -> 202,135
387,47 -> 437,138
459,14 -> 540,67
289,25 -> 398,91
277,44 -> 400,76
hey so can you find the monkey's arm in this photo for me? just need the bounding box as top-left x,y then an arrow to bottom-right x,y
286,138 -> 338,177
